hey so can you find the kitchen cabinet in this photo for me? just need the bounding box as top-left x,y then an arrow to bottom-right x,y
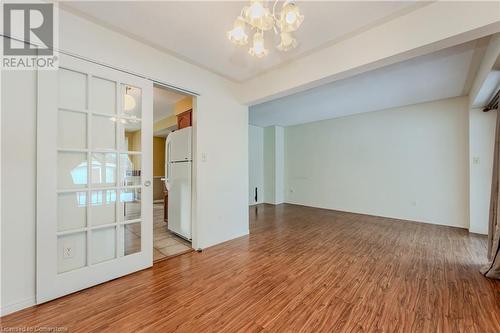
177,109 -> 192,129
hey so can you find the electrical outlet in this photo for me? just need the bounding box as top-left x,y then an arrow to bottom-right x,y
63,244 -> 74,259
201,152 -> 208,162
472,157 -> 480,165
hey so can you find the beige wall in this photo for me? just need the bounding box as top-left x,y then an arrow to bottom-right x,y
154,116 -> 176,133
125,130 -> 142,169
174,97 -> 192,115
154,96 -> 193,133
153,137 -> 166,201
153,136 -> 166,177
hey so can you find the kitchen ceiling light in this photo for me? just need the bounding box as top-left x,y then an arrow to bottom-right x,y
124,87 -> 136,111
227,0 -> 304,57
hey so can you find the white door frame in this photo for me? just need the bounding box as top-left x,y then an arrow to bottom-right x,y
36,53 -> 153,303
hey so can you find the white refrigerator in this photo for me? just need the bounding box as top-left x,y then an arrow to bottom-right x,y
165,127 -> 192,240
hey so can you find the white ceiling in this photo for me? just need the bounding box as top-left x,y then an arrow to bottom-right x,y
62,1 -> 419,82
153,86 -> 186,121
249,41 -> 480,127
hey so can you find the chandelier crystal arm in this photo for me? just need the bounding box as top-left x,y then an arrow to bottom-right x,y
272,0 -> 279,26
271,0 -> 292,24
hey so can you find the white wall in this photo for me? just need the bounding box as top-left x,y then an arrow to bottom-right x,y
285,97 -> 469,228
275,127 -> 285,204
263,127 -> 276,204
1,70 -> 38,314
249,125 -> 264,205
1,8 -> 248,315
263,126 -> 285,204
469,108 -> 496,234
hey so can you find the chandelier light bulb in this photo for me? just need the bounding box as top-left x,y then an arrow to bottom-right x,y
248,0 -> 265,19
286,11 -> 297,24
279,2 -> 304,32
244,1 -> 273,31
227,16 -> 248,45
249,32 -> 268,58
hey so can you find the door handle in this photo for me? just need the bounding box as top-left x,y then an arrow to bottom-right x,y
144,180 -> 151,187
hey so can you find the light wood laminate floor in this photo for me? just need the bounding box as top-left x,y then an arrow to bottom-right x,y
2,204 -> 499,332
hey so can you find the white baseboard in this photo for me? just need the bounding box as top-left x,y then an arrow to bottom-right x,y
199,229 -> 249,250
469,228 -> 488,236
0,296 -> 36,317
249,200 -> 266,206
285,201 -> 468,229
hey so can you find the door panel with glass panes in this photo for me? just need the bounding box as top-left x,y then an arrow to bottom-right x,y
37,54 -> 153,303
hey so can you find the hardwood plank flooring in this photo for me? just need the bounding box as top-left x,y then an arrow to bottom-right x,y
2,204 -> 500,332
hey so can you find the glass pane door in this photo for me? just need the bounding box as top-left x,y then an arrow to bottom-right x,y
37,54 -> 153,303
56,72 -> 146,272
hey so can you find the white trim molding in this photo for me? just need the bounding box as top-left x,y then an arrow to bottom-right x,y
0,297 -> 36,317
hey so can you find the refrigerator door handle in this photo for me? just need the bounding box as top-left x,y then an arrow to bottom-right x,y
168,162 -> 171,181
166,141 -> 172,189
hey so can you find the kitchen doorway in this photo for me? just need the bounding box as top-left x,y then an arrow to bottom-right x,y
151,84 -> 194,261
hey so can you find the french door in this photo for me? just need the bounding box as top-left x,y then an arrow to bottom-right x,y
36,54 -> 153,303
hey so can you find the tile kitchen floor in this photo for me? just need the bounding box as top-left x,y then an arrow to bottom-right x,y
125,204 -> 192,261
152,203 -> 192,261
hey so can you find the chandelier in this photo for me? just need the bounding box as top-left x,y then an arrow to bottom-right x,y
227,0 -> 304,58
